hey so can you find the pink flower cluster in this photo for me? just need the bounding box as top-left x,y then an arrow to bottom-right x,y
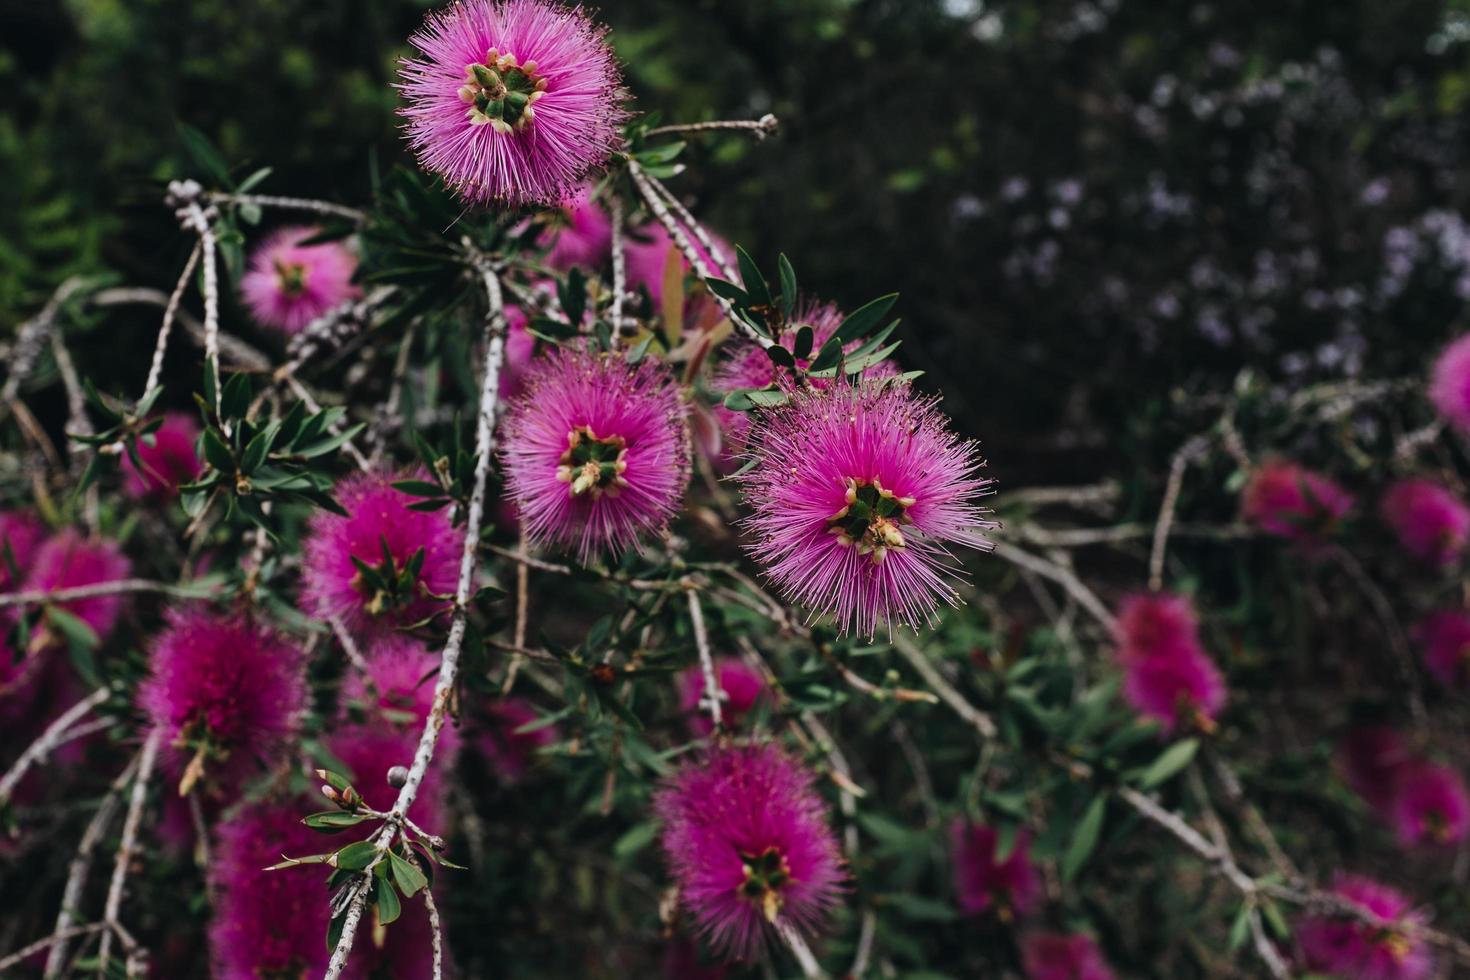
1296,875 -> 1433,980
656,743 -> 845,959
950,821 -> 1041,919
121,411 -> 203,502
1241,457 -> 1353,545
736,382 -> 995,637
1338,725 -> 1469,848
1379,477 -> 1470,568
241,226 -> 360,334
677,657 -> 766,736
1113,592 -> 1226,734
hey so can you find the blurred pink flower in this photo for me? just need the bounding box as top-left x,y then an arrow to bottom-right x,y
500,346 -> 690,563
677,657 -> 766,736
1021,931 -> 1115,980
138,610 -> 306,795
498,304 -> 538,403
121,411 -> 202,502
300,469 -> 461,637
1429,333 -> 1470,434
1241,458 -> 1353,544
1114,592 -> 1204,663
625,224 -> 731,306
1412,609 -> 1470,689
397,0 -> 626,207
477,697 -> 559,783
1119,640 -> 1227,735
240,226 -> 359,334
950,821 -> 1041,920
736,382 -> 995,638
1296,875 -> 1432,980
1388,763 -> 1470,848
0,509 -> 45,592
655,743 -> 845,960
22,530 -> 132,647
543,184 -> 612,270
1379,478 -> 1470,568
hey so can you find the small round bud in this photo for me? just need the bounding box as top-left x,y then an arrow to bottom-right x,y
387,765 -> 410,788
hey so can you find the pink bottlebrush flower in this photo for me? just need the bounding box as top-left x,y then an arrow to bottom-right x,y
476,697 -> 559,783
663,937 -> 730,980
625,224 -> 731,305
240,226 -> 359,334
500,345 -> 690,563
1429,334 -> 1470,434
1379,478 -> 1470,568
22,530 -> 132,646
1297,875 -> 1433,980
0,509 -> 45,592
397,0 -> 626,207
1337,725 -> 1412,811
299,469 -> 461,637
950,822 -> 1041,920
1120,645 -> 1227,735
655,742 -> 845,960
710,301 -> 897,455
1388,763 -> 1470,848
121,411 -> 202,502
139,610 -> 306,795
1021,932 -> 1115,980
1240,458 -> 1354,544
735,382 -> 995,638
341,634 -> 440,725
678,657 -> 767,736
1412,609 -> 1470,689
211,799 -> 440,980
209,800 -> 330,979
1114,592 -> 1205,663
543,184 -> 613,270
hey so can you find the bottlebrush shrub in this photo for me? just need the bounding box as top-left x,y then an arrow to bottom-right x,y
5,2 -> 1470,977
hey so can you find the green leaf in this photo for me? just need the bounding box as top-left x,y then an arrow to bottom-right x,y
236,167 -> 273,194
46,607 -> 99,651
832,293 -> 899,346
220,372 -> 253,421
612,821 -> 658,860
765,344 -> 796,369
881,893 -> 959,923
334,841 -> 379,871
388,851 -> 429,897
745,388 -> 789,408
1062,795 -> 1107,882
375,878 -> 402,926
703,277 -> 749,305
303,811 -> 370,832
777,253 -> 797,315
264,852 -> 333,871
178,123 -> 232,188
1137,738 -> 1200,789
735,245 -> 770,307
1227,903 -> 1251,952
792,325 -> 814,361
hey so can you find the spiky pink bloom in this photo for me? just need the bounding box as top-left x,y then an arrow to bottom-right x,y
340,634 -> 440,723
678,657 -> 767,736
1379,478 -> 1470,567
950,822 -> 1041,919
1114,592 -> 1203,663
1411,610 -> 1470,689
1388,763 -> 1470,848
121,411 -> 202,502
655,743 -> 845,960
625,224 -> 731,305
138,610 -> 306,795
240,226 -> 359,334
500,346 -> 690,562
710,301 -> 897,455
22,530 -> 132,645
1021,932 -> 1115,980
477,697 -> 559,783
543,184 -> 612,270
397,0 -> 625,207
1296,875 -> 1432,980
299,469 -> 461,636
210,799 -> 439,980
736,382 -> 994,638
1337,725 -> 1412,811
1429,334 -> 1470,435
499,303 -> 538,402
1240,458 -> 1353,544
1120,647 -> 1227,734
0,509 -> 45,592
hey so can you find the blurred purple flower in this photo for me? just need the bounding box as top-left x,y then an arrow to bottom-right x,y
240,226 -> 359,334
1379,478 -> 1469,568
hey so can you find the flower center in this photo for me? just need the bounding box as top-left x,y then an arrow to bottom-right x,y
273,259 -> 309,298
556,426 -> 629,499
738,846 -> 793,923
349,537 -> 427,617
1372,927 -> 1413,962
826,478 -> 915,565
459,49 -> 548,134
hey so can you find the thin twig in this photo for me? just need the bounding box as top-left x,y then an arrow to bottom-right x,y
0,578 -> 212,609
891,635 -> 997,737
609,194 -> 627,334
776,921 -> 825,978
0,688 -> 110,806
686,587 -> 723,729
207,192 -> 367,223
1149,434 -> 1209,591
0,925 -> 109,973
97,730 -> 162,973
990,540 -> 1117,633
645,114 -> 778,140
142,242 -> 201,401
